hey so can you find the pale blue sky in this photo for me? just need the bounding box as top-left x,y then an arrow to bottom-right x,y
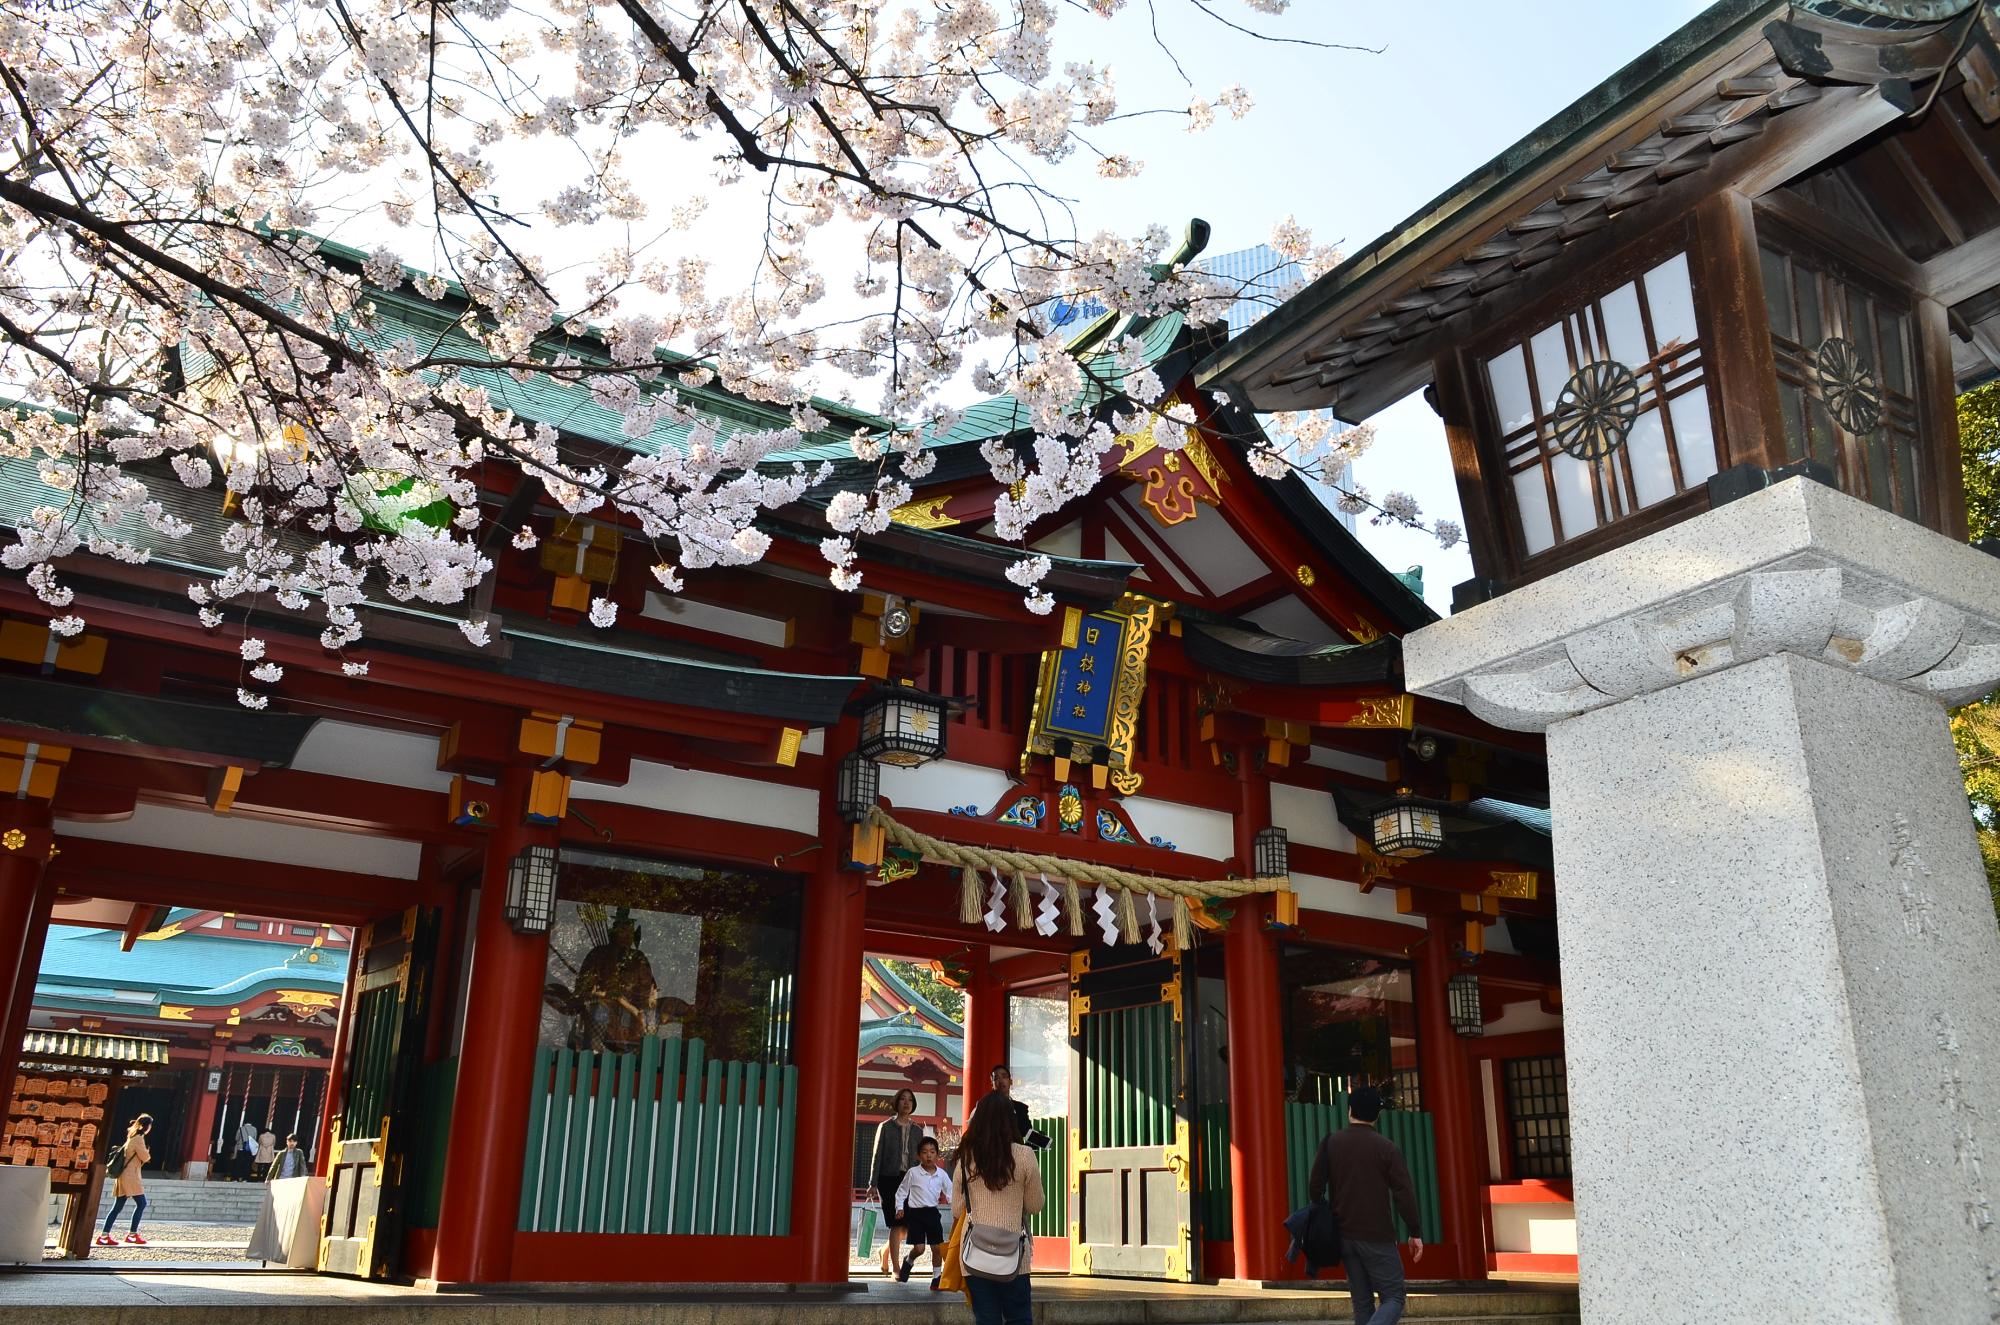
1038,0 -> 1717,607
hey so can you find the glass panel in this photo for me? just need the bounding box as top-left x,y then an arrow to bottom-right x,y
1668,384 -> 1719,487
1898,436 -> 1924,522
1807,395 -> 1839,473
1512,465 -> 1556,556
1007,984 -> 1069,1119
1599,281 -> 1648,366
1624,407 -> 1675,508
1486,345 -> 1534,434
1797,269 -> 1822,346
1278,944 -> 1418,1104
1877,308 -> 1908,394
1865,431 -> 1893,513
1643,253 -> 1699,354
541,850 -> 803,1061
1550,450 -> 1598,542
1760,247 -> 1793,341
1529,321 -> 1572,413
1846,284 -> 1872,349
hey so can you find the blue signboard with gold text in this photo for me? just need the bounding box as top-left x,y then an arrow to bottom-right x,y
1023,599 -> 1160,793
1037,612 -> 1128,746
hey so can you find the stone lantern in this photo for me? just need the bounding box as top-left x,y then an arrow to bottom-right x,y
1201,3 -> 2000,1320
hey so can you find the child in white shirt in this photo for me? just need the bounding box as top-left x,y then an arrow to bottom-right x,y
894,1137 -> 953,1284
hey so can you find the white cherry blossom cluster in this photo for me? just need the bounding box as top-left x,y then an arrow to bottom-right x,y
0,0 -> 1339,706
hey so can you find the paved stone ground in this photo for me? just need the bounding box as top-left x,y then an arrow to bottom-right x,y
43,1221 -> 259,1264
0,1270 -> 1582,1324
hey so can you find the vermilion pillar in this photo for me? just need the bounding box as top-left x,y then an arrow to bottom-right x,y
0,802 -> 54,1108
1414,913 -> 1486,1280
432,766 -> 552,1286
791,808 -> 868,1283
961,950 -> 1006,1121
312,932 -> 364,1176
1225,760 -> 1288,1283
185,1043 -> 227,1176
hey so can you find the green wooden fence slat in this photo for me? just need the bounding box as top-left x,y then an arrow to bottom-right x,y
1110,1008 -> 1124,1150
697,1065 -> 724,1233
716,1060 -> 744,1234
756,1063 -> 781,1235
774,1065 -> 797,1235
559,1050 -> 595,1232
518,1046 -> 554,1231
581,1054 -> 618,1233
1144,1005 -> 1156,1147
737,1062 -> 763,1236
602,1052 -> 636,1233
629,1035 -> 660,1233
673,1039 -> 706,1234
651,1037 -> 682,1232
538,1048 -> 573,1231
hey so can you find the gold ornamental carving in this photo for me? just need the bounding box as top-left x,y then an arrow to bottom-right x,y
1486,871 -> 1539,900
0,829 -> 23,852
888,496 -> 959,530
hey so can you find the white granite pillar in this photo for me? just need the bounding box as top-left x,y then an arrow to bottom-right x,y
1403,478 -> 2000,1324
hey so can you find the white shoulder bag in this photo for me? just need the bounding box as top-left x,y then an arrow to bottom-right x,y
959,1162 -> 1031,1280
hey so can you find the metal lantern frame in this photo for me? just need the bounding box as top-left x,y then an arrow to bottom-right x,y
1447,970 -> 1484,1037
836,751 -> 881,824
1372,788 -> 1445,860
853,684 -> 956,768
1253,825 -> 1290,879
503,843 -> 561,935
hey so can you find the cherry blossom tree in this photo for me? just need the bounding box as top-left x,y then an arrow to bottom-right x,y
0,0 -> 1443,698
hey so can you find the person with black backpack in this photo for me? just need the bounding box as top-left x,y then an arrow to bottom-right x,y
96,1114 -> 154,1247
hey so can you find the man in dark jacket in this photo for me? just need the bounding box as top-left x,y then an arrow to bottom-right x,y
988,1066 -> 1050,1149
1307,1086 -> 1424,1325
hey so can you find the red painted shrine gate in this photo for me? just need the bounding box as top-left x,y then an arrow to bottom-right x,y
0,225 -> 1564,1284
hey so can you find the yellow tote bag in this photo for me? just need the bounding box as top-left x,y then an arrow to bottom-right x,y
936,1213 -> 969,1298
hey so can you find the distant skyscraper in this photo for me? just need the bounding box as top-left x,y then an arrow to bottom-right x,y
1198,243 -> 1357,531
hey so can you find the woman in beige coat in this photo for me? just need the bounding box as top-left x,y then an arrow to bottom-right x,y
96,1114 -> 153,1247
951,1093 -> 1043,1325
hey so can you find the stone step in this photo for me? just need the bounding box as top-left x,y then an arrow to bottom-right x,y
42,1177 -> 269,1227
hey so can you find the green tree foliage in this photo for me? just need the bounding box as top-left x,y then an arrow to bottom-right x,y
878,959 -> 967,1026
1955,383 -> 2000,912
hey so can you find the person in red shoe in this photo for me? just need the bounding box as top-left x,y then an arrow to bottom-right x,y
97,1114 -> 153,1247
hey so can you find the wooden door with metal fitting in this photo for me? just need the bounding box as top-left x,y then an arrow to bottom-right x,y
1066,942 -> 1197,1281
319,906 -> 438,1280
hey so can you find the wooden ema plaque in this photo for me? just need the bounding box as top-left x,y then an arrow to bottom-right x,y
6,1072 -> 117,1260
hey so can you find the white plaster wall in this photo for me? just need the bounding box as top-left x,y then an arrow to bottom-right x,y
1306,745 -> 1390,781
59,802 -> 423,879
289,720 -> 453,792
1493,1202 -> 1579,1255
1029,521 -> 1083,559
1118,796 -> 1232,859
878,760 -> 1015,818
578,760 -> 819,831
1270,781 -> 1355,851
1481,1059 -> 1504,1180
641,592 -> 790,647
1484,999 -> 1563,1037
1290,870 -> 1415,927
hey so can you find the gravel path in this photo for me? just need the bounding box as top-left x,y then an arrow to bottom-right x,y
46,1220 -> 259,1263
